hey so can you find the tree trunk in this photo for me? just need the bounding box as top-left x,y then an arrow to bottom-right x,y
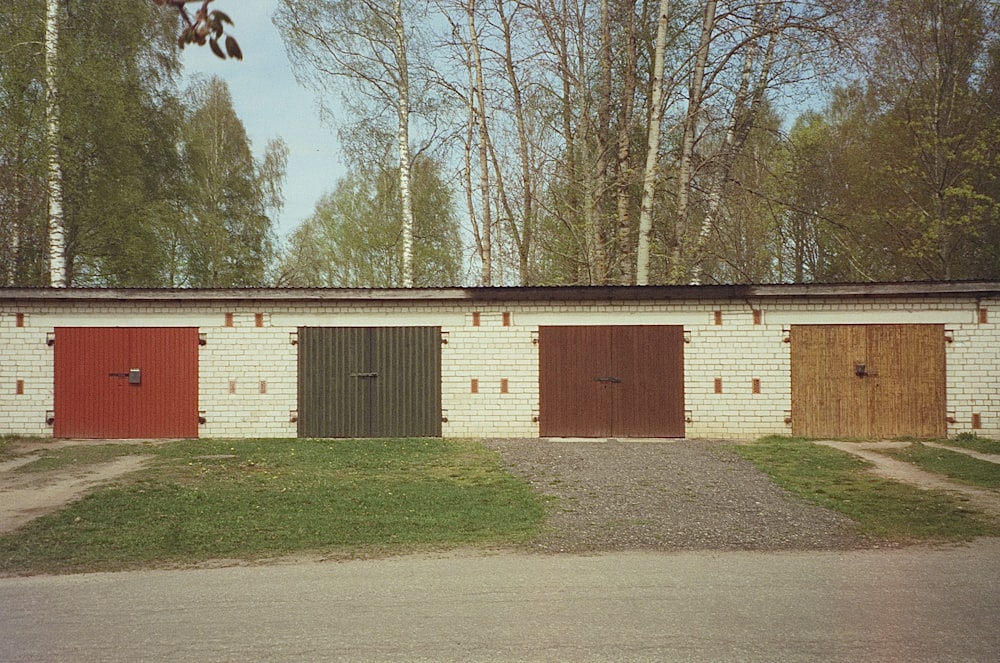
614,0 -> 638,284
468,0 -> 493,286
669,0 -> 716,284
394,0 -> 414,287
45,0 -> 66,287
461,57 -> 485,285
689,2 -> 776,284
593,0 -> 612,281
635,0 -> 671,286
496,0 -> 534,284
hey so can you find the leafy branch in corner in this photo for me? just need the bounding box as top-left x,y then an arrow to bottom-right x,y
153,0 -> 242,60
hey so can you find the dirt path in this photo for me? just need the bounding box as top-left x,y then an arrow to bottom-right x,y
815,440 -> 1000,518
0,441 -> 156,534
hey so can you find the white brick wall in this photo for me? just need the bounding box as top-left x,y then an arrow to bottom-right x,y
946,297 -> 999,437
441,307 -> 538,438
0,310 -> 53,436
198,324 -> 298,438
683,302 -> 790,439
1,292 -> 997,440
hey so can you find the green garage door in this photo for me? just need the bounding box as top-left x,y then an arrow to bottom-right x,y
298,327 -> 442,438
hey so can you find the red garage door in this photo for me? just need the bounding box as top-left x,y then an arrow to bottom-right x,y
54,328 -> 199,438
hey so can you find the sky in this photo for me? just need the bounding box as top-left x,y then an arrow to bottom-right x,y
179,0 -> 345,241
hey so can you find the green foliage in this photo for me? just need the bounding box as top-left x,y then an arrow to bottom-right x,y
0,0 -> 48,285
733,436 -> 1000,541
781,1 -> 1000,282
178,78 -> 284,287
280,155 -> 462,287
0,2 -> 280,287
54,0 -> 187,286
0,438 -> 545,575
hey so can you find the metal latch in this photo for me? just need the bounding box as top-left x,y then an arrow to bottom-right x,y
110,370 -> 142,384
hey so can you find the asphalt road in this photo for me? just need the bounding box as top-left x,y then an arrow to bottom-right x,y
3,540 -> 1000,662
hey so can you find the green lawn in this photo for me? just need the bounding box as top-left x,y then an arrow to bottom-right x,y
0,438 -> 546,576
6,435 -> 999,576
879,442 -> 1000,490
941,432 -> 1000,455
733,436 -> 1000,542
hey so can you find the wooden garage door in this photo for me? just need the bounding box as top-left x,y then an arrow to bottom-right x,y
790,325 -> 946,438
539,326 -> 685,438
297,327 -> 441,438
54,328 -> 199,438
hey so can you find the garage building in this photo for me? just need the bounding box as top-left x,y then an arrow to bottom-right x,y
0,282 -> 996,440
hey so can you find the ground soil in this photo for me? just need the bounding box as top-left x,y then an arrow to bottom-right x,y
0,439 -> 161,534
2,437 -> 999,551
485,438 -> 1000,552
815,440 -> 1000,519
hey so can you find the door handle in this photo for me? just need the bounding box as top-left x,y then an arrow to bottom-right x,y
350,372 -> 379,378
593,376 -> 622,383
109,369 -> 142,384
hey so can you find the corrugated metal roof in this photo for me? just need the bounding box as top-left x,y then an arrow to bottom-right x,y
2,281 -> 1000,302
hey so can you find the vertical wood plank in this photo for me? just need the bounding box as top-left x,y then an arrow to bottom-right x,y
538,326 -> 612,436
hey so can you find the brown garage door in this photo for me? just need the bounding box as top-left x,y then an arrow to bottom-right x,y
539,326 -> 685,437
790,324 -> 946,438
54,328 -> 199,438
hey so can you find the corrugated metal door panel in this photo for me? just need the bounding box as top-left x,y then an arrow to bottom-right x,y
298,327 -> 367,438
868,325 -> 945,438
539,326 -> 613,437
299,327 -> 440,438
129,328 -> 199,438
612,326 -> 685,438
55,328 -> 198,439
54,327 -> 129,438
372,327 -> 441,437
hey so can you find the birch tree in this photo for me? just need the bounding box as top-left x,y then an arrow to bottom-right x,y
635,0 -> 672,285
463,0 -> 494,284
45,0 -> 65,287
277,0 -> 430,287
280,155 -> 462,287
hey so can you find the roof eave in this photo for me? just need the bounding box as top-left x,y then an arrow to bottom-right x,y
1,281 -> 999,303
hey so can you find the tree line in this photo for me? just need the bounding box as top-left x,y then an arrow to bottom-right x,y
3,0 -> 999,288
1,0 -> 285,287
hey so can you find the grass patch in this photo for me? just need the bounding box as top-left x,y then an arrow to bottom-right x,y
733,436 -> 1000,542
0,438 -> 545,576
942,433 -> 1000,455
879,443 -> 1000,490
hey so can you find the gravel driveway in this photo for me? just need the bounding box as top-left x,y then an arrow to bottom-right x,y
484,438 -> 871,553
